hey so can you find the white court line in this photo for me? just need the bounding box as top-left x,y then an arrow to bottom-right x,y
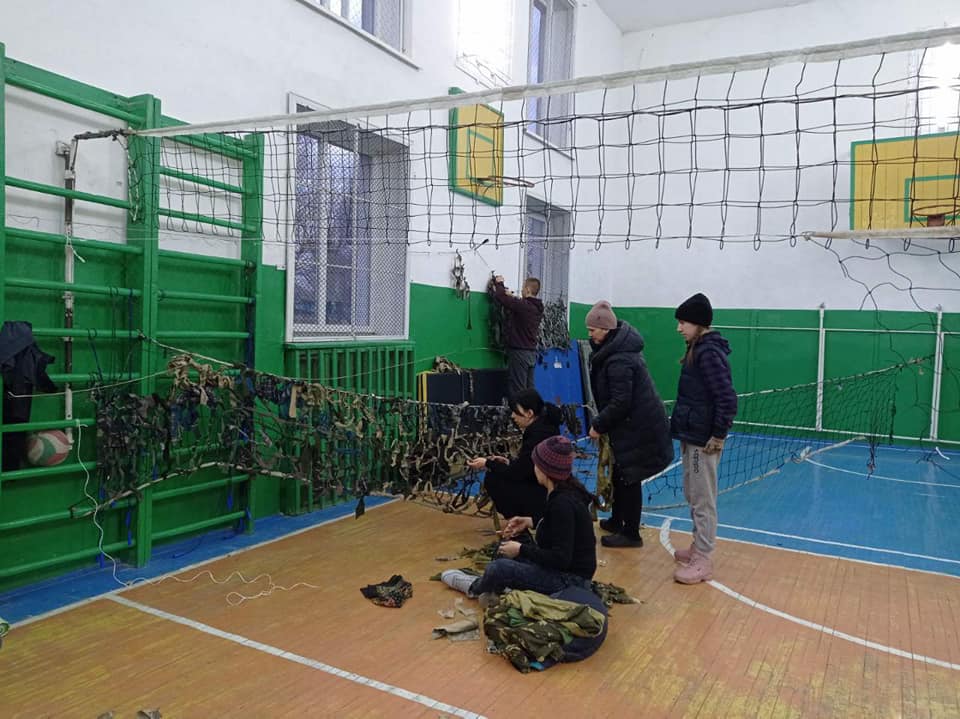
643,511 -> 960,567
12,499 -> 401,629
642,515 -> 960,581
804,458 -> 960,488
108,595 -> 486,719
657,519 -> 960,672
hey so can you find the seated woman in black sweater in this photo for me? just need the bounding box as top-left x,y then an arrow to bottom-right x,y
443,436 -> 597,597
467,389 -> 562,523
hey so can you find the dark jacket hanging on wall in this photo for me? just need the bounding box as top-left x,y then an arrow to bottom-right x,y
1,321 -> 58,471
589,321 -> 673,483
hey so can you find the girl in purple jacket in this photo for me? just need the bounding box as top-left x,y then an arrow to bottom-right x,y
670,293 -> 737,585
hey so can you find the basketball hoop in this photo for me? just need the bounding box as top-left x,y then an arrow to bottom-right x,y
911,203 -> 956,227
475,175 -> 535,189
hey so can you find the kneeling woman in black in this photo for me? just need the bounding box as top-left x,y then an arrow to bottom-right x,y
467,388 -> 562,523
443,435 -> 597,597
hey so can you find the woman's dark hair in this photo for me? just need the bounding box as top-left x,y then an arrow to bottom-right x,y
553,473 -> 601,508
511,388 -> 563,426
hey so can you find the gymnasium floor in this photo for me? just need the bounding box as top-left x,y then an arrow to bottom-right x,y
1,442 -> 958,717
643,442 -> 960,578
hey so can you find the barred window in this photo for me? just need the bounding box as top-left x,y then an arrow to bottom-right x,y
456,0 -> 516,88
291,113 -> 408,340
526,0 -> 575,147
916,43 -> 960,132
308,0 -> 405,52
523,197 -> 570,303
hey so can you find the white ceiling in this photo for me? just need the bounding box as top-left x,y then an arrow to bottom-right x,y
595,0 -> 812,32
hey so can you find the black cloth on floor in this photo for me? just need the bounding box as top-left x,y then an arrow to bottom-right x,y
360,574 -> 413,608
1,321 -> 58,471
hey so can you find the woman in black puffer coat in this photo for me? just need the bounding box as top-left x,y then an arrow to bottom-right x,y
586,301 -> 674,548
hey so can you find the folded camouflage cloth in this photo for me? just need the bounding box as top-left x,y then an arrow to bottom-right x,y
360,574 -> 413,608
483,589 -> 607,673
590,580 -> 638,606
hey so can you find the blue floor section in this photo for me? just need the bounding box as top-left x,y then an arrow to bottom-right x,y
641,442 -> 960,577
0,496 -> 394,625
572,435 -> 960,576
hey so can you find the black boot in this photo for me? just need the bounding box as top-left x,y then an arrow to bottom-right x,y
598,517 -> 622,534
601,532 -> 643,548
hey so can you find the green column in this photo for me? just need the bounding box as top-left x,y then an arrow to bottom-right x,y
241,132 -> 266,532
125,94 -> 162,566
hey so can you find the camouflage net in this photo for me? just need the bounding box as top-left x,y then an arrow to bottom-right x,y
85,354 -> 524,518
539,297 -> 571,352
84,354 -> 600,516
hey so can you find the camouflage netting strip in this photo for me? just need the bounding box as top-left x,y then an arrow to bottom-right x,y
88,354 -> 525,517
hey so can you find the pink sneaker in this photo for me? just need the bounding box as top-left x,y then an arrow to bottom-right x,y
673,553 -> 713,584
673,544 -> 695,563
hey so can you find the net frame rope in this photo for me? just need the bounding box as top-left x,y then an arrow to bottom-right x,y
131,26 -> 960,139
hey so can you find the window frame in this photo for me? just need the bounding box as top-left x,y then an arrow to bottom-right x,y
914,43 -> 960,134
521,196 -> 571,305
285,94 -> 411,343
455,0 -> 517,89
295,0 -> 414,62
525,0 -> 576,147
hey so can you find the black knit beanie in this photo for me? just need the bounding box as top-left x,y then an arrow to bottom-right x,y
675,293 -> 713,327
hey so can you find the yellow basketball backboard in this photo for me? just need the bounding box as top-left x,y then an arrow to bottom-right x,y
448,95 -> 505,206
851,133 -> 960,228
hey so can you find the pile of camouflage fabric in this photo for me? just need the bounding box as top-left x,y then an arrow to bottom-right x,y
483,587 -> 608,672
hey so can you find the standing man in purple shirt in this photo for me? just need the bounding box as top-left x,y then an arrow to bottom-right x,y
492,275 -> 544,398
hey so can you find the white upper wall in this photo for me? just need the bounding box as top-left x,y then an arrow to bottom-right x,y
6,0 -> 957,317
0,0 -> 625,294
624,0 -> 960,69
575,0 -> 960,313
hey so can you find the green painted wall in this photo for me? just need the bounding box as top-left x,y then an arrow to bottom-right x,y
408,282 -> 504,374
572,301 -> 959,443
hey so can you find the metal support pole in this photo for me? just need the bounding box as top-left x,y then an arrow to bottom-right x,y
815,303 -> 826,432
126,94 -> 162,567
55,139 -> 80,446
240,132 -> 265,533
930,305 -> 944,441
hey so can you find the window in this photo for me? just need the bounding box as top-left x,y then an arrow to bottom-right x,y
291,109 -> 409,339
526,0 -> 575,146
456,0 -> 515,87
917,43 -> 960,133
523,197 -> 570,303
310,0 -> 405,52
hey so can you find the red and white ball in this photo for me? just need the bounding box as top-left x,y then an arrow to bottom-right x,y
26,430 -> 72,467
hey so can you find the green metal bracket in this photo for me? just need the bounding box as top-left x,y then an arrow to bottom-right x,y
3,56 -> 139,123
